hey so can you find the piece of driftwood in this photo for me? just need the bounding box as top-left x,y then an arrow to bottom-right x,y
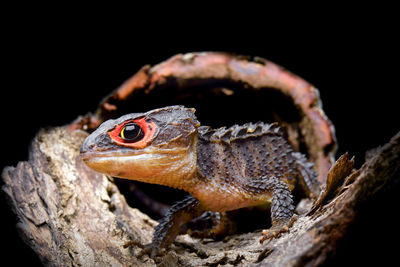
2,126 -> 399,266
2,52 -> 399,266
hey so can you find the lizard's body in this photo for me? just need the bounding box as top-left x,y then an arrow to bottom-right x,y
80,106 -> 319,256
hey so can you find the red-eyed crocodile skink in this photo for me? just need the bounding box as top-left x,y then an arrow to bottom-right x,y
80,105 -> 320,256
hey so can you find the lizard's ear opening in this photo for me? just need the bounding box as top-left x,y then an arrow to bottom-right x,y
108,117 -> 158,149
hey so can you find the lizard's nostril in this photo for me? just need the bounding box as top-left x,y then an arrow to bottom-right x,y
80,140 -> 94,154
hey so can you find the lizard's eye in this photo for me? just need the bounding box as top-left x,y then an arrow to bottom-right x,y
119,123 -> 144,142
108,117 -> 158,149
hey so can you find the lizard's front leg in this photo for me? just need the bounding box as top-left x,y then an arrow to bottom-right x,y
144,195 -> 205,257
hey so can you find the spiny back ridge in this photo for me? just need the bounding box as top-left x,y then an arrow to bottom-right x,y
198,122 -> 283,143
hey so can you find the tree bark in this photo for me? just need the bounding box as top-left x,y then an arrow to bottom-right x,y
2,126 -> 399,266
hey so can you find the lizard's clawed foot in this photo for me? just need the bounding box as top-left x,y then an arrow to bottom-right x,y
260,225 -> 288,243
140,244 -> 166,258
124,240 -> 165,258
259,215 -> 297,243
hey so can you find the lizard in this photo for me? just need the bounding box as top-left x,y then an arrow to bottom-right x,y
80,105 -> 320,257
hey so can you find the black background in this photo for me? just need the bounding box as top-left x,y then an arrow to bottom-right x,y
2,15 -> 399,266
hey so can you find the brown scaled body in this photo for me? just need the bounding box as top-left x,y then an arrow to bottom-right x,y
80,106 -> 320,257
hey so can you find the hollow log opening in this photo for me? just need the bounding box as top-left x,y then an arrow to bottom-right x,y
96,53 -> 337,185
104,78 -> 303,127
110,80 -> 309,222
88,52 -> 336,223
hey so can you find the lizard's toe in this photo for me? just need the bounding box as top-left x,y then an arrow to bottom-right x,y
124,240 -> 165,258
140,244 -> 165,258
260,225 -> 288,243
259,215 -> 297,243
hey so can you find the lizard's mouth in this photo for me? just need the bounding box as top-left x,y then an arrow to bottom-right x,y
81,152 -> 164,178
80,149 -> 144,161
80,145 -> 189,160
80,145 -> 195,186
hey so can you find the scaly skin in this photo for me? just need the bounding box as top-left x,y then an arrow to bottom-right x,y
80,105 -> 320,257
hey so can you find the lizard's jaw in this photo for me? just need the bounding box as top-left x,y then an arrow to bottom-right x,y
81,147 -> 197,190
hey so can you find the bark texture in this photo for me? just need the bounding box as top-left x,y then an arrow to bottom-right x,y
2,127 -> 399,266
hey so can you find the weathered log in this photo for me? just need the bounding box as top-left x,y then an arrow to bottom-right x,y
2,52 -> 399,266
3,126 -> 399,266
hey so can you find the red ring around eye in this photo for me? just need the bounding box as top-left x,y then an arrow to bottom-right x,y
108,118 -> 157,149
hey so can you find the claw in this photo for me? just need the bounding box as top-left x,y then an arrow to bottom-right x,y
260,225 -> 287,243
140,244 -> 165,258
259,215 -> 297,244
123,240 -> 164,258
123,240 -> 143,249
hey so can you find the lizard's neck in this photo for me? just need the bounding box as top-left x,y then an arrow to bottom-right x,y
157,135 -> 200,191
155,147 -> 198,191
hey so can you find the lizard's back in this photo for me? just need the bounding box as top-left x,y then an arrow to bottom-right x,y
197,122 -> 297,185
195,122 -> 319,211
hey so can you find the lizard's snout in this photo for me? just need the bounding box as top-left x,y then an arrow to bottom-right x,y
80,138 -> 94,154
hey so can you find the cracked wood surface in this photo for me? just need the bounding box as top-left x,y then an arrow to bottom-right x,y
2,125 -> 399,266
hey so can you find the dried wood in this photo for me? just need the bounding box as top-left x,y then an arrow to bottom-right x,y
2,127 -> 399,266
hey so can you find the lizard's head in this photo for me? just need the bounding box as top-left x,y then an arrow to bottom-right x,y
80,106 -> 200,189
